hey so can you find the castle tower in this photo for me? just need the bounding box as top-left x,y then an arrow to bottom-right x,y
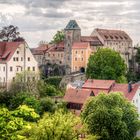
64,20 -> 81,74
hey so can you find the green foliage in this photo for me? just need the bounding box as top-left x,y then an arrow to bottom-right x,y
23,96 -> 42,114
86,48 -> 127,83
9,92 -> 30,109
50,30 -> 64,44
0,105 -> 39,139
38,80 -> 63,97
82,92 -> 140,140
10,71 -> 40,97
28,110 -> 80,140
40,97 -> 56,113
0,25 -> 24,42
45,76 -> 62,88
12,105 -> 40,122
136,48 -> 140,65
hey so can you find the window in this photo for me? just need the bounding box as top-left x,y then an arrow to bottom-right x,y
61,54 -> 63,57
33,67 -> 35,71
81,51 -> 83,54
3,67 -> 5,72
28,67 -> 30,71
75,57 -> 77,61
81,58 -> 83,61
32,77 -> 35,81
53,54 -> 55,57
13,77 -> 15,81
10,67 -> 13,71
17,51 -> 19,54
17,67 -> 19,71
21,57 -> 23,61
28,57 -> 30,61
27,77 -> 30,81
13,57 -> 16,61
16,57 -> 18,61
58,53 -> 60,57
75,51 -> 77,54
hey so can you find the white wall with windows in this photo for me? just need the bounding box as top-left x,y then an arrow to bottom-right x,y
132,87 -> 140,114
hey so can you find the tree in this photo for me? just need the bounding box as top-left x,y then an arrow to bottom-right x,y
136,47 -> 140,65
0,25 -> 24,42
81,92 -> 140,140
0,105 -> 39,140
28,110 -> 81,140
86,48 -> 127,82
50,30 -> 64,44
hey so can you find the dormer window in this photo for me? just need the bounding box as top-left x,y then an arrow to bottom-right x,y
90,91 -> 95,96
17,51 -> 19,54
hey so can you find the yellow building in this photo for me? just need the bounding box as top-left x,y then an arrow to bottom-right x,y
71,42 -> 93,72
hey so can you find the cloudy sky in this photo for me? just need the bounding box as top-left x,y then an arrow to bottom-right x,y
0,0 -> 140,48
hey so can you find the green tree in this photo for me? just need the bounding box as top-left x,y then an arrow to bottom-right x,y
86,48 -> 127,82
0,25 -> 24,42
0,105 -> 38,140
81,92 -> 140,140
50,30 -> 64,44
136,47 -> 140,65
28,110 -> 81,140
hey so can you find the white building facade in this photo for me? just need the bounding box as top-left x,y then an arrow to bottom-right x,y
0,42 -> 39,90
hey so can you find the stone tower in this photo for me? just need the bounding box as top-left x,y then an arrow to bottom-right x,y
64,20 -> 81,74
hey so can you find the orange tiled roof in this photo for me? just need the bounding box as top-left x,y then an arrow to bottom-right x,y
81,36 -> 103,46
112,83 -> 139,101
31,44 -> 49,55
82,79 -> 115,90
95,28 -> 132,42
65,79 -> 140,105
0,42 -> 24,63
64,88 -> 92,104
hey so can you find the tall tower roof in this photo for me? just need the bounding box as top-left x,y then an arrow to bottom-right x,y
65,20 -> 80,30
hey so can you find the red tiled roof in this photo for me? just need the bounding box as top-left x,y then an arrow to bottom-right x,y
112,83 -> 139,101
47,42 -> 64,52
31,44 -> 49,55
72,42 -> 89,49
0,42 -> 24,63
64,88 -> 92,104
65,79 -> 140,107
81,36 -> 103,46
82,79 -> 115,90
95,28 -> 132,42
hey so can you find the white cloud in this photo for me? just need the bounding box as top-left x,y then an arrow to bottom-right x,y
0,0 -> 140,47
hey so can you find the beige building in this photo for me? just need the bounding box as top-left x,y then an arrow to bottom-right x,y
0,42 -> 39,90
71,42 -> 92,72
91,28 -> 133,66
31,43 -> 49,66
46,42 -> 64,65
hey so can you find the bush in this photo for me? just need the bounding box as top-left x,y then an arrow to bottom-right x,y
9,92 -> 30,109
45,76 -> 62,88
38,80 -> 62,97
23,96 -> 43,114
40,97 -> 56,113
12,105 -> 40,122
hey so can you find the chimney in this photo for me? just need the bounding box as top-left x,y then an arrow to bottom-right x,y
128,82 -> 132,93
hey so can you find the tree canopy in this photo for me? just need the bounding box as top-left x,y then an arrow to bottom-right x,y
27,110 -> 81,140
50,30 -> 64,44
81,92 -> 140,140
86,48 -> 127,82
136,47 -> 140,65
0,25 -> 24,42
